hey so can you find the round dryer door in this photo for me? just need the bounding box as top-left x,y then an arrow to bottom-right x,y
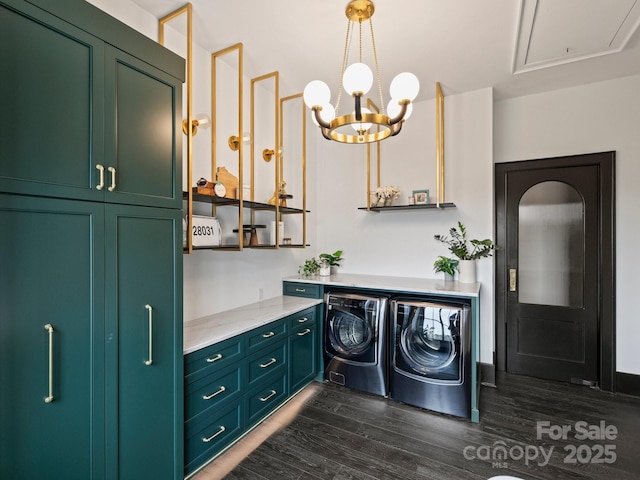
399,306 -> 460,378
327,310 -> 374,358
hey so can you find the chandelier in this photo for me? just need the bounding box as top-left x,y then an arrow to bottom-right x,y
303,0 -> 420,144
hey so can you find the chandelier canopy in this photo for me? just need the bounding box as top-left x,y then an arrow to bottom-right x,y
303,0 -> 420,144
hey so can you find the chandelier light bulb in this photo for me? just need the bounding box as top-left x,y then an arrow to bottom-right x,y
343,62 -> 373,96
303,80 -> 331,108
390,72 -> 420,101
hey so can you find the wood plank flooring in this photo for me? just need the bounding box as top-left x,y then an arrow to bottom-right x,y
192,372 -> 640,480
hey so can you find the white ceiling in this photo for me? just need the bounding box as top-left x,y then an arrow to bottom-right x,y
129,0 -> 640,101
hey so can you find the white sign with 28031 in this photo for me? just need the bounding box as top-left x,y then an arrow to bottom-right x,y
189,215 -> 221,247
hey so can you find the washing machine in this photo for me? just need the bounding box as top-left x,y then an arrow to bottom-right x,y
390,298 -> 471,417
324,291 -> 389,396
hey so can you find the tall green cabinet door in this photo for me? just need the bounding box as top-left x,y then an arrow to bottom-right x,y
0,0 -> 104,202
0,194 -> 105,479
104,47 -> 183,210
104,204 -> 183,480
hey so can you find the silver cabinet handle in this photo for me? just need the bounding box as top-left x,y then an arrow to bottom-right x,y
144,304 -> 153,365
202,426 -> 226,443
260,358 -> 277,368
298,317 -> 308,323
107,166 -> 116,192
202,386 -> 226,400
96,164 -> 105,190
297,328 -> 311,336
44,324 -> 54,403
206,353 -> 223,363
260,390 -> 277,402
295,288 -> 306,292
262,331 -> 275,338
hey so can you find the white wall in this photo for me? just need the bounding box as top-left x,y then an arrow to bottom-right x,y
494,74 -> 640,375
314,88 -> 495,363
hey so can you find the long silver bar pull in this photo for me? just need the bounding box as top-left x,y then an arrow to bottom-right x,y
509,268 -> 517,292
260,390 -> 277,402
107,166 -> 116,192
202,386 -> 226,400
44,324 -> 54,403
260,358 -> 276,368
297,328 -> 311,336
144,304 -> 153,365
202,426 -> 226,443
96,164 -> 105,190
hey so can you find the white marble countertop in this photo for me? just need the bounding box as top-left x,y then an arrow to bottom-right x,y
283,273 -> 481,297
183,295 -> 322,354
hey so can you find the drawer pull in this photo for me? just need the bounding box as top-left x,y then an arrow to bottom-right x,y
297,328 -> 311,336
260,390 -> 277,402
262,331 -> 275,338
295,288 -> 306,292
202,426 -> 226,443
206,353 -> 223,363
144,304 -> 153,366
202,386 -> 226,400
260,358 -> 277,368
297,317 -> 308,323
44,324 -> 54,403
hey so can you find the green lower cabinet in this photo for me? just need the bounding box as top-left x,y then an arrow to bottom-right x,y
0,195 -> 105,479
0,197 -> 183,479
184,305 -> 321,476
105,204 -> 183,479
289,323 -> 318,394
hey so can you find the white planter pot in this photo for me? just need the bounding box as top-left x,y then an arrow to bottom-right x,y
458,260 -> 477,283
319,265 -> 331,276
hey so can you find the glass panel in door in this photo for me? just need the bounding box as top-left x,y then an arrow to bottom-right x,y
518,181 -> 584,307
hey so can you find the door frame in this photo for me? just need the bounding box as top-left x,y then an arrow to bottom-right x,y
494,152 -> 615,392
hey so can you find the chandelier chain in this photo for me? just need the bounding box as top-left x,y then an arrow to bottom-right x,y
369,16 -> 385,115
336,16 -> 353,115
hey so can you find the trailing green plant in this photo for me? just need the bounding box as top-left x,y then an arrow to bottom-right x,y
319,250 -> 343,267
298,257 -> 321,276
433,256 -> 459,276
434,221 -> 496,260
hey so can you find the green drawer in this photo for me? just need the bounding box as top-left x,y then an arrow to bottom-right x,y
246,342 -> 287,388
245,318 -> 287,353
184,402 -> 243,476
185,335 -> 243,382
185,364 -> 243,422
246,374 -> 288,426
288,306 -> 316,332
283,282 -> 321,298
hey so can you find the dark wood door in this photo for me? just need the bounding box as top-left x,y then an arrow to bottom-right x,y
495,152 -> 615,390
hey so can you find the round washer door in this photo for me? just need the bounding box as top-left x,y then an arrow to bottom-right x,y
399,306 -> 458,374
327,309 -> 374,358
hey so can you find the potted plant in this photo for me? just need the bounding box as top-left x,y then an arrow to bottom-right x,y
433,256 -> 458,281
319,250 -> 343,275
434,221 -> 496,283
298,257 -> 321,277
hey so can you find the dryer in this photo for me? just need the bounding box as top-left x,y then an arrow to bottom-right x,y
324,291 -> 389,396
390,298 -> 471,417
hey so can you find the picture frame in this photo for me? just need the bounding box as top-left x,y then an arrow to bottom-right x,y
412,189 -> 429,205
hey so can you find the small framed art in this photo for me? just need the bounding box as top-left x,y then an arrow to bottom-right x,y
412,189 -> 429,205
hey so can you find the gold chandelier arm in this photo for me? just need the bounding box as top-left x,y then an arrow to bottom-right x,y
388,100 -> 409,125
312,106 -> 332,129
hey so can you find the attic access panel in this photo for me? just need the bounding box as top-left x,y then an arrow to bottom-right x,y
513,0 -> 640,73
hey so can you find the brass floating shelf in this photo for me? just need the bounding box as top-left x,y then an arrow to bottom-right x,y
358,202 -> 456,212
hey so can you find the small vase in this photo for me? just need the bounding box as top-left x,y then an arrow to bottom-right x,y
384,196 -> 393,206
444,272 -> 455,282
319,260 -> 331,276
458,260 -> 477,283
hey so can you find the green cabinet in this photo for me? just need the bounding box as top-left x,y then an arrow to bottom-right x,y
0,0 -> 184,478
0,196 -> 183,479
0,196 -> 105,479
183,305 -> 321,476
0,0 -> 181,209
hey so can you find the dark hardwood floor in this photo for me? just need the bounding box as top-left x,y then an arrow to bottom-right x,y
202,372 -> 640,480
